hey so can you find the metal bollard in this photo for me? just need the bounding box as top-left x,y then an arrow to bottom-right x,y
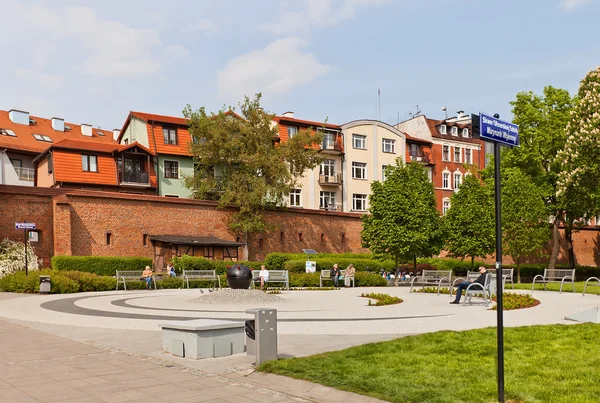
245,308 -> 278,365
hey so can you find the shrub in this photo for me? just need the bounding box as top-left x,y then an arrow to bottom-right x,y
284,258 -> 395,273
354,272 -> 388,287
172,255 -> 263,275
0,238 -> 39,277
361,293 -> 403,306
418,258 -> 488,276
491,292 -> 540,310
51,256 -> 152,276
264,253 -> 295,270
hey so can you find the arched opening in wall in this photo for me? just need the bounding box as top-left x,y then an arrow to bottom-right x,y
258,238 -> 264,250
299,232 -> 303,242
280,231 -> 284,243
106,231 -> 112,246
341,233 -> 346,246
321,233 -> 325,244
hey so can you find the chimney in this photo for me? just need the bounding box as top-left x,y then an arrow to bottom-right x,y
282,111 -> 294,118
8,109 -> 30,125
52,117 -> 64,132
81,124 -> 92,137
457,110 -> 465,118
113,129 -> 121,141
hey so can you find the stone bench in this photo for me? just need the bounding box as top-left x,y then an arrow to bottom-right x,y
159,319 -> 245,359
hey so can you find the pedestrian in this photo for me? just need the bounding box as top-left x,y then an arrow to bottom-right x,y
142,266 -> 153,289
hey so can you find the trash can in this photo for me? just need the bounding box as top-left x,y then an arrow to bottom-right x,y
245,308 -> 278,365
39,276 -> 51,294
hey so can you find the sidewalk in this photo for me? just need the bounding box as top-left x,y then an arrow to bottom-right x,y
0,318 -> 385,403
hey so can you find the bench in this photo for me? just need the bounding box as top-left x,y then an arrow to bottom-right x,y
452,270 -> 508,295
116,270 -> 156,290
501,268 -> 514,289
159,319 -> 245,359
409,270 -> 452,295
182,270 -> 221,290
531,268 -> 576,293
583,277 -> 600,296
251,270 -> 289,290
463,273 -> 492,306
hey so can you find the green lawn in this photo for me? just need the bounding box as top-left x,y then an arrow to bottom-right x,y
513,280 -> 600,295
260,324 -> 600,403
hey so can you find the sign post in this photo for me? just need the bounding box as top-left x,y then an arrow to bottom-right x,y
15,222 -> 36,276
475,113 -> 519,403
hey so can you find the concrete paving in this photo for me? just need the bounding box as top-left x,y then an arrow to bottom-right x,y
0,286 -> 598,402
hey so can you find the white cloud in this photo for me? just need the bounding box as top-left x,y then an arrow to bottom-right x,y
560,0 -> 592,10
262,0 -> 388,36
182,20 -> 219,34
1,1 -> 189,79
217,37 -> 331,101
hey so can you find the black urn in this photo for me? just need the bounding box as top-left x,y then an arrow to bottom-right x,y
226,264 -> 252,289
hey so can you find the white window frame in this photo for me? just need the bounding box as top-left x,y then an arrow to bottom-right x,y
163,160 -> 179,179
352,134 -> 367,149
82,155 -> 98,172
320,191 -> 336,209
352,162 -> 367,180
462,128 -> 469,137
352,194 -> 368,211
440,125 -> 447,134
454,171 -> 462,190
320,159 -> 336,176
465,148 -> 472,164
442,145 -> 450,161
381,165 -> 389,181
382,138 -> 396,154
287,126 -> 298,138
289,189 -> 301,207
442,170 -> 451,189
454,146 -> 461,163
451,126 -> 458,136
442,198 -> 451,215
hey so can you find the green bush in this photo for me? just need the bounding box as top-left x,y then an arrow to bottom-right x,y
51,256 -> 153,276
361,293 -> 403,306
0,269 -> 111,294
172,255 -> 263,275
418,258 -> 488,276
284,258 -> 395,273
355,272 -> 388,287
264,253 -> 295,270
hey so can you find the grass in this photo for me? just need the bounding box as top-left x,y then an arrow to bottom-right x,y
360,293 -> 403,306
513,281 -> 600,295
259,323 -> 600,403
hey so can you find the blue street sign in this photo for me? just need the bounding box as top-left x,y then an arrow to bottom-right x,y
15,222 -> 36,230
480,113 -> 519,147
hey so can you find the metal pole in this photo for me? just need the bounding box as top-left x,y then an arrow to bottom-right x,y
494,142 -> 505,402
24,228 -> 28,276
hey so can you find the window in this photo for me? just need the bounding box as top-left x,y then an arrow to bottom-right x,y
426,168 -> 433,182
10,158 -> 22,168
289,189 -> 301,207
382,165 -> 389,181
382,138 -> 396,153
320,159 -> 335,176
321,234 -> 325,243
462,128 -> 469,137
0,128 -> 16,137
164,160 -> 179,179
353,134 -> 367,149
442,145 -> 450,161
299,232 -> 303,242
106,232 -> 112,246
28,230 -> 40,243
143,234 -> 148,246
454,172 -> 462,189
320,191 -> 336,209
287,126 -> 298,138
33,134 -> 52,142
440,125 -> 447,134
162,127 -> 177,145
165,194 -> 180,198
465,148 -> 472,164
341,233 -> 346,245
47,154 -> 53,173
442,198 -> 450,215
352,162 -> 367,179
81,155 -> 98,172
258,238 -> 264,250
353,194 -> 367,211
454,146 -> 461,163
442,172 -> 450,189
322,130 -> 335,148
280,231 -> 284,243
451,126 -> 458,136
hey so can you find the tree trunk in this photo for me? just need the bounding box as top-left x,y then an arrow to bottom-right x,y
394,256 -> 399,287
549,215 -> 561,270
565,225 -> 575,268
242,231 -> 249,261
516,257 -> 521,284
413,254 -> 417,272
470,256 -> 474,271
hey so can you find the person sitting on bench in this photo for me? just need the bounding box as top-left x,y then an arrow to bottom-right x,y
450,266 -> 488,304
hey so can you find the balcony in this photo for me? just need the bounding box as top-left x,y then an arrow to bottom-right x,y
320,140 -> 343,154
320,203 -> 342,212
119,170 -> 150,185
14,167 -> 34,182
409,152 -> 432,164
319,172 -> 342,186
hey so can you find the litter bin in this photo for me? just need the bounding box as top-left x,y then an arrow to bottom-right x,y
39,276 -> 51,294
245,308 -> 277,365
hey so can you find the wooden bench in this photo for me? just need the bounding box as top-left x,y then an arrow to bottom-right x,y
409,270 -> 452,295
182,270 -> 221,290
340,269 -> 355,287
251,270 -> 289,290
531,268 -> 576,293
116,270 -> 156,290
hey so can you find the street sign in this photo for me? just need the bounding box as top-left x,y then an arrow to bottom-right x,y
479,113 -> 519,147
15,222 -> 36,230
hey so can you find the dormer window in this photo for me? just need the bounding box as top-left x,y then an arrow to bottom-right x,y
451,126 -> 458,136
440,125 -> 447,134
462,128 -> 469,137
33,134 -> 52,142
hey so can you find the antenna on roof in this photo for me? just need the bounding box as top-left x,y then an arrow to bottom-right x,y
442,106 -> 448,119
378,89 -> 381,121
408,105 -> 422,119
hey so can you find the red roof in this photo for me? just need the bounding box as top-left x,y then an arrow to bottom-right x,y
274,115 -> 340,130
0,109 -> 117,154
130,111 -> 189,126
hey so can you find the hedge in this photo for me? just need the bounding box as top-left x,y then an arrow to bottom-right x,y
284,258 -> 396,273
171,255 -> 264,275
51,256 -> 153,276
264,252 -> 375,270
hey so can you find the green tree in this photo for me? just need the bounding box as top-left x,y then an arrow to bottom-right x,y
183,94 -> 324,259
501,168 -> 551,282
444,173 -> 495,270
505,86 -> 575,269
361,159 -> 444,285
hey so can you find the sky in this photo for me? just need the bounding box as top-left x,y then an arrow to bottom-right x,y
1,0 -> 599,131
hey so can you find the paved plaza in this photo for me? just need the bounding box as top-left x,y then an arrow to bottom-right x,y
0,287 -> 599,402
